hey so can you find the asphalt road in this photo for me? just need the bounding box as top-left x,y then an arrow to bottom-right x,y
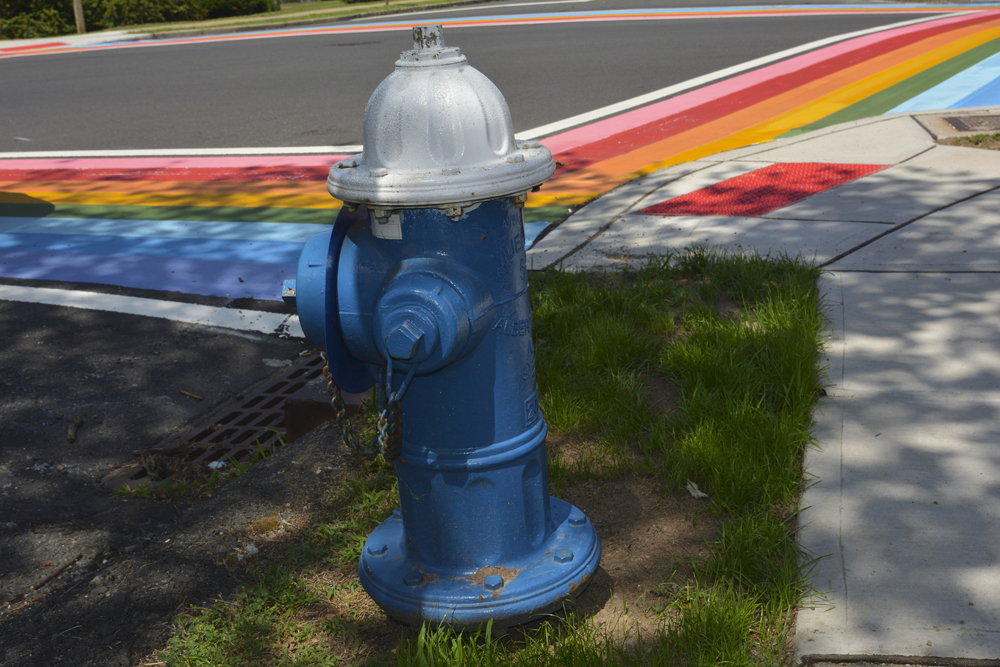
1,8 -> 939,151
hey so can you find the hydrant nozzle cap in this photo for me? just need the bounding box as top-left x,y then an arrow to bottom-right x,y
327,24 -> 555,208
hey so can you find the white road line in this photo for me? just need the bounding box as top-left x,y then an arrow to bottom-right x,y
0,284 -> 305,338
514,12 -> 967,140
0,146 -> 361,159
377,0 -> 596,19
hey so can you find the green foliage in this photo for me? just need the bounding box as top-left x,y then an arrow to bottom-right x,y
198,0 -> 276,19
530,260 -> 675,440
0,0 -> 275,38
305,461 -> 397,568
655,250 -> 825,510
0,6 -> 70,38
99,0 -> 206,28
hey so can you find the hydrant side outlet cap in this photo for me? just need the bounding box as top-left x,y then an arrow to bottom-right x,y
327,25 -> 555,207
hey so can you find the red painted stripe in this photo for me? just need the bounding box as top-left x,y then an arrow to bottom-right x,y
0,41 -> 68,53
0,166 -> 331,182
636,163 -> 889,217
550,10 -> 1000,177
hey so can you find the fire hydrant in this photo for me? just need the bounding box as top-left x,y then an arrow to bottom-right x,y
290,25 -> 600,628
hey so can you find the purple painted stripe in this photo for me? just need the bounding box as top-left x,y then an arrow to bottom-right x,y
0,249 -> 293,301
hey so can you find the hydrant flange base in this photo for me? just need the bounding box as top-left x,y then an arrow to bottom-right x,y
360,496 -> 601,628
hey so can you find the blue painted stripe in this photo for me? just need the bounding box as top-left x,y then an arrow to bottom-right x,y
888,50 -> 1000,112
0,249 -> 292,300
0,232 -> 304,264
0,217 -> 332,243
952,73 -> 1000,106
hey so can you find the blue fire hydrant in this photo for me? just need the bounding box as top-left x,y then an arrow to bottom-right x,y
289,25 -> 600,628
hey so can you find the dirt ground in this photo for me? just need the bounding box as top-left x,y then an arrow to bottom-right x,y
0,292 -> 308,665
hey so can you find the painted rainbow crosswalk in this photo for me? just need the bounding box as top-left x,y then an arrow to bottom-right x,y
3,5 -> 1000,302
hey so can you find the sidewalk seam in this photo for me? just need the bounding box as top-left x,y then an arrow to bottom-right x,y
820,181 -> 1000,268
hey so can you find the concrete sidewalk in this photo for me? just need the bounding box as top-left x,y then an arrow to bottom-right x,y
530,107 -> 1000,661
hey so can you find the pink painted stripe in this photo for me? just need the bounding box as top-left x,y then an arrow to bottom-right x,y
0,154 -> 350,170
541,11 -> 991,155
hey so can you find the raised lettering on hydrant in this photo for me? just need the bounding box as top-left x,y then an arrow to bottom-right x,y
288,24 -> 601,628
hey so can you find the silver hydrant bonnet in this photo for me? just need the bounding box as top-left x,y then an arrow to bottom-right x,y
326,25 -> 555,208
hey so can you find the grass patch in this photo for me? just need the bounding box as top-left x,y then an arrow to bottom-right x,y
943,131 -> 1000,151
159,247 -> 827,666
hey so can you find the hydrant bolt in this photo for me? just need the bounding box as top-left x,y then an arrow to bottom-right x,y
484,575 -> 504,591
367,543 -> 388,556
384,318 -> 425,360
554,549 -> 574,564
403,570 -> 424,587
568,510 -> 587,527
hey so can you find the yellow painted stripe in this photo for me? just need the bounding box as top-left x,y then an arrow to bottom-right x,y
525,192 -> 598,207
0,180 -> 329,195
2,190 -> 341,209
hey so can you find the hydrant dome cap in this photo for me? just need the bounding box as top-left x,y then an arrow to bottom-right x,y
327,25 -> 555,207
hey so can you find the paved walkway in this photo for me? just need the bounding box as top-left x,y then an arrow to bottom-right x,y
530,107 -> 1000,661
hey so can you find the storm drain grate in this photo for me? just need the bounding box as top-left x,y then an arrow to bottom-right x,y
102,354 -> 327,489
943,115 -> 1000,133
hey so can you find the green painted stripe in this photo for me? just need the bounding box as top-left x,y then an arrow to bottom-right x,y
0,203 -> 337,223
523,206 -> 569,223
782,35 -> 1000,138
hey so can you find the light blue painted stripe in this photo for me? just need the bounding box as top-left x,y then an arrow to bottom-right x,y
952,73 -> 1000,106
888,50 -> 1000,113
0,248 -> 292,300
524,221 -> 551,249
0,232 -> 304,264
0,217 -> 333,242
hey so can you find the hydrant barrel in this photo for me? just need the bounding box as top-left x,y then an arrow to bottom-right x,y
295,25 -> 601,628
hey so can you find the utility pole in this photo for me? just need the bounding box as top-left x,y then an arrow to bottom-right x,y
72,0 -> 86,33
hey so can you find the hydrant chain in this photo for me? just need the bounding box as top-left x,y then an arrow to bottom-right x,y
322,352 -> 370,458
372,359 -> 416,462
